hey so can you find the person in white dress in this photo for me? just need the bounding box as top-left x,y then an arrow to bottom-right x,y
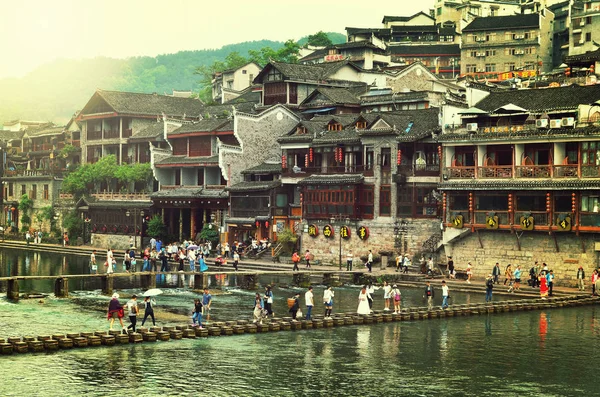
106,248 -> 114,274
323,286 -> 334,319
357,286 -> 370,315
383,281 -> 392,311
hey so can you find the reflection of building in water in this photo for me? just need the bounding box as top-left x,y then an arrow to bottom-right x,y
439,322 -> 449,361
356,327 -> 371,358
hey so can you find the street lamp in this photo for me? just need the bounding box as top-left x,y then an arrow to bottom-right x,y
83,217 -> 91,245
126,209 -> 145,248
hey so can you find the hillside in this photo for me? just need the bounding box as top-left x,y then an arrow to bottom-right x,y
0,32 -> 347,125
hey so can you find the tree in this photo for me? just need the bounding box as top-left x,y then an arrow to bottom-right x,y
305,31 -> 333,47
62,209 -> 83,241
35,205 -> 57,233
146,215 -> 167,240
198,223 -> 219,246
247,39 -> 300,66
18,194 -> 34,232
94,155 -> 118,189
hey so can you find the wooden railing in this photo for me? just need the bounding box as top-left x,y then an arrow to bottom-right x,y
90,192 -> 150,201
515,165 -> 551,178
581,165 -> 600,178
553,164 -> 578,178
477,166 -> 513,178
447,166 -> 476,178
282,165 -> 372,176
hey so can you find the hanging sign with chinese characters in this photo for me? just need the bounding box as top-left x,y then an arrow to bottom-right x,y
450,214 -> 463,229
357,226 -> 369,240
308,224 -> 319,237
340,225 -> 351,240
323,224 -> 334,238
520,215 -> 534,231
556,214 -> 572,232
485,215 -> 499,229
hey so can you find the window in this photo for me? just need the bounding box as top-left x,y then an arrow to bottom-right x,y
416,187 -> 439,216
197,169 -> 204,185
586,32 -> 592,42
581,142 -> 600,166
174,169 -> 181,186
436,7 -> 442,15
485,49 -> 496,57
265,68 -> 283,82
189,136 -> 211,157
8,183 -> 13,198
485,33 -> 496,42
485,63 -> 496,72
525,47 -> 536,55
328,122 -> 343,131
586,16 -> 592,24
304,185 -> 357,219
469,50 -> 477,57
364,146 -> 374,170
242,69 -> 247,74
397,186 -> 413,216
21,184 -> 26,196
466,64 -> 477,73
276,194 -> 288,207
504,62 -> 516,71
356,121 -> 367,129
31,184 -> 37,200
359,185 -> 374,219
43,184 -> 49,200
263,82 -> 287,105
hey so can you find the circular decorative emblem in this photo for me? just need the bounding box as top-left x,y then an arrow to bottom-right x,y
307,224 -> 319,237
340,225 -> 351,240
357,226 -> 369,240
323,224 -> 334,238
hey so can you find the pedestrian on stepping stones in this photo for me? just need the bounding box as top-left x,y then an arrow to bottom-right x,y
305,286 -> 314,320
192,298 -> 203,327
253,292 -> 265,324
202,288 -> 212,323
391,284 -> 401,313
366,283 -> 378,312
264,285 -> 274,317
323,286 -> 334,319
441,281 -> 450,310
233,250 -> 239,271
289,292 -> 300,320
424,281 -> 434,311
126,294 -> 139,333
383,281 -> 392,311
107,293 -> 126,332
141,296 -> 156,327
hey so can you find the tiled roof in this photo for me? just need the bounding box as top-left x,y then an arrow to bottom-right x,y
382,12 -> 433,24
25,126 -> 63,137
346,27 -> 391,37
130,122 -> 168,141
439,125 -> 600,143
300,87 -> 361,107
225,217 -> 255,224
155,155 -> 219,166
297,174 -> 364,185
255,60 -> 359,83
223,85 -> 262,104
366,108 -> 440,134
0,130 -> 25,141
150,187 -> 228,199
91,90 -> 205,117
360,91 -> 428,105
565,48 -> 600,64
227,180 -> 281,192
170,119 -> 231,135
313,129 -> 361,144
438,179 -> 600,191
241,162 -> 282,175
388,44 -> 460,56
391,25 -> 438,33
86,200 -> 151,209
473,85 -> 600,113
462,14 -> 539,32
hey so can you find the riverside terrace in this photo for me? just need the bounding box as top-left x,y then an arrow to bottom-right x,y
0,294 -> 597,355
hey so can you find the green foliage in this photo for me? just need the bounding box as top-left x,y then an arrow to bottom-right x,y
297,32 -> 346,47
114,162 -> 152,191
304,31 -> 333,47
59,144 -> 78,158
35,205 -> 56,231
198,223 -> 219,245
18,194 -> 34,231
62,210 -> 83,241
146,215 -> 167,240
275,228 -> 298,255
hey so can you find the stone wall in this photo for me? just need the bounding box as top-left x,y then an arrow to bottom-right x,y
221,105 -> 299,186
300,218 -> 441,266
91,233 -> 131,251
445,230 -> 600,287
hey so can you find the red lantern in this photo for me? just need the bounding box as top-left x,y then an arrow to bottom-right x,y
590,64 -> 595,74
508,193 -> 513,211
442,192 -> 447,210
546,193 -> 551,213
468,192 -> 473,211
309,148 -> 314,162
265,221 -> 269,228
305,154 -> 309,168
397,149 -> 402,165
282,155 -> 287,170
572,192 -> 577,213
255,221 -> 259,228
438,145 -> 443,160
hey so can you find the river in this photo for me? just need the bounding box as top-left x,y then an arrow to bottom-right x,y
0,247 -> 597,396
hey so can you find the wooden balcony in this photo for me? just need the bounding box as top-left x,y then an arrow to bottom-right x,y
515,165 -> 551,178
447,166 -> 476,178
90,192 -> 150,201
103,130 -> 120,139
553,164 -> 578,178
4,169 -> 64,177
477,166 -> 513,178
282,165 -> 373,177
87,131 -> 102,140
581,165 -> 600,178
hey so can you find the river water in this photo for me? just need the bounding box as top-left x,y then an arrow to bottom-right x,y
0,248 -> 597,396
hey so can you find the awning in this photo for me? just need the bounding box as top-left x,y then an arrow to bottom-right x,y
458,107 -> 488,115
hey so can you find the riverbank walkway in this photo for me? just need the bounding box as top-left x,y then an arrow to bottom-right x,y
1,294 -> 597,356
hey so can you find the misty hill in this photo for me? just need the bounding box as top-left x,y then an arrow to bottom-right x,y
0,32 -> 346,124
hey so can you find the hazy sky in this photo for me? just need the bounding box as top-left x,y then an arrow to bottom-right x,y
0,0 -> 434,78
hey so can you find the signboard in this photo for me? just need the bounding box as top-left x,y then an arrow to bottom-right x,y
556,215 -> 572,232
325,54 -> 344,62
485,215 -> 499,230
520,215 -> 534,231
308,224 -> 319,237
357,226 -> 369,240
323,224 -> 334,238
340,225 -> 351,240
450,214 -> 463,229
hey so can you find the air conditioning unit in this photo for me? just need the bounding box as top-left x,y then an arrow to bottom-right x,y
536,119 -> 548,128
477,52 -> 485,57
466,123 -> 478,132
515,35 -> 524,40
476,37 -> 485,42
561,117 -> 575,127
549,119 -> 562,129
515,50 -> 525,55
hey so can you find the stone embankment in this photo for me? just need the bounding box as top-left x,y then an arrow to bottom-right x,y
1,295 -> 597,356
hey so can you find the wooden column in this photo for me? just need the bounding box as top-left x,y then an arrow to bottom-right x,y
191,208 -> 196,241
141,274 -> 156,289
179,209 -> 183,241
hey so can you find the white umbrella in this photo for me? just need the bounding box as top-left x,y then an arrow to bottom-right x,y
187,245 -> 199,250
143,288 -> 163,297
